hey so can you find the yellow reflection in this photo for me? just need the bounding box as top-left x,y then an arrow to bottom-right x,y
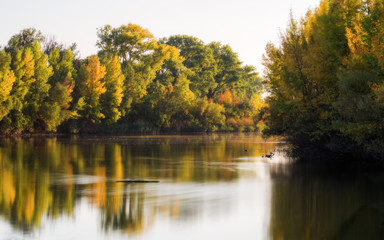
0,170 -> 16,206
0,134 -> 279,236
89,166 -> 106,208
111,144 -> 123,213
24,187 -> 36,223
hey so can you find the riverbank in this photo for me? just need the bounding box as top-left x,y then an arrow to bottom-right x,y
0,127 -> 262,138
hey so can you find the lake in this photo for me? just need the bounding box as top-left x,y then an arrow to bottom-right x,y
1,133 -> 384,239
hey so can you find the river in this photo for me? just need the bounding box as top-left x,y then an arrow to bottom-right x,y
0,133 -> 383,239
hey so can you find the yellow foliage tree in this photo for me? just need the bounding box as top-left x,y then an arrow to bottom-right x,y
82,56 -> 107,123
0,51 -> 16,121
102,55 -> 125,124
249,93 -> 263,118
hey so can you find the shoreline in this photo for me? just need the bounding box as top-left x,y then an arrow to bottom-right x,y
0,129 -> 262,138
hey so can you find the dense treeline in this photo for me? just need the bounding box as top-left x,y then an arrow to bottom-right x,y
0,26 -> 263,134
263,0 -> 384,159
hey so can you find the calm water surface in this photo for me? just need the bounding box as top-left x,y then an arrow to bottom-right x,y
1,134 -> 384,239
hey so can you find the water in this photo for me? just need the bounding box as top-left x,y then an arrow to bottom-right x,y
0,134 -> 384,239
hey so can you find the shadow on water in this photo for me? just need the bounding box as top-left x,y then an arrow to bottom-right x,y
269,146 -> 384,240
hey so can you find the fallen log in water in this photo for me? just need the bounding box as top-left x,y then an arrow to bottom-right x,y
115,180 -> 159,183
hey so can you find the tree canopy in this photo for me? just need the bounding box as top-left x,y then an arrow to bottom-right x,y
0,25 -> 263,134
263,0 -> 384,159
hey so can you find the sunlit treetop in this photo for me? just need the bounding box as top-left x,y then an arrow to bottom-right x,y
97,23 -> 157,62
6,28 -> 45,53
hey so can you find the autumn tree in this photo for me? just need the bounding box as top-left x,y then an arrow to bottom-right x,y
97,24 -> 165,116
77,56 -> 107,124
0,24 -> 261,134
334,0 -> 384,154
101,55 -> 125,124
0,46 -> 36,132
263,0 -> 384,159
0,51 -> 16,121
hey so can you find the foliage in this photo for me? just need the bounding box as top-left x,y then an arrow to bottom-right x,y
5,28 -> 45,53
1,46 -> 36,133
263,0 -> 384,159
97,24 -> 164,115
77,56 -> 107,124
42,48 -> 76,131
161,35 -> 217,98
0,24 -> 263,134
101,55 -> 125,124
190,99 -> 226,131
163,36 -> 263,101
0,51 -> 15,121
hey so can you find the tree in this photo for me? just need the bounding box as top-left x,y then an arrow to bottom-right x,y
141,45 -> 195,129
77,56 -> 106,123
190,98 -> 225,131
97,24 -> 157,62
334,0 -> 384,154
5,28 -> 45,53
208,42 -> 242,99
263,17 -> 314,139
263,0 -> 360,143
0,47 -> 36,132
39,48 -> 76,131
0,51 -> 16,121
101,55 -> 125,124
43,35 -> 79,58
237,65 -> 262,99
23,42 -> 53,130
262,0 -> 384,159
0,23 -> 262,134
97,24 -> 166,115
162,35 -> 217,98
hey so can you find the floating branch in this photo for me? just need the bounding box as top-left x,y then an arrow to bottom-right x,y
115,180 -> 160,183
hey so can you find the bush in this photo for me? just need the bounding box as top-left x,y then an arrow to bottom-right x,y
226,117 -> 254,130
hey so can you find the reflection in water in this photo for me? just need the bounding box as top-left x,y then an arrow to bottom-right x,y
5,134 -> 384,239
269,163 -> 384,240
0,134 -> 278,237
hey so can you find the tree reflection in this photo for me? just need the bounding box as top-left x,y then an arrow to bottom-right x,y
0,134 -> 277,235
269,167 -> 384,240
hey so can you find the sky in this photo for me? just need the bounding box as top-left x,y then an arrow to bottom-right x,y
0,0 -> 320,73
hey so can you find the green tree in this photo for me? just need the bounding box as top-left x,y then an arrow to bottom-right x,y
141,45 -> 195,129
238,65 -> 262,100
22,42 -> 53,130
5,28 -> 45,53
40,48 -> 76,131
162,35 -> 217,98
190,98 -> 225,131
208,42 -> 242,99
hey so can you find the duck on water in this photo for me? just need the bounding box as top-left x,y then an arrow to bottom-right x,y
262,152 -> 274,158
